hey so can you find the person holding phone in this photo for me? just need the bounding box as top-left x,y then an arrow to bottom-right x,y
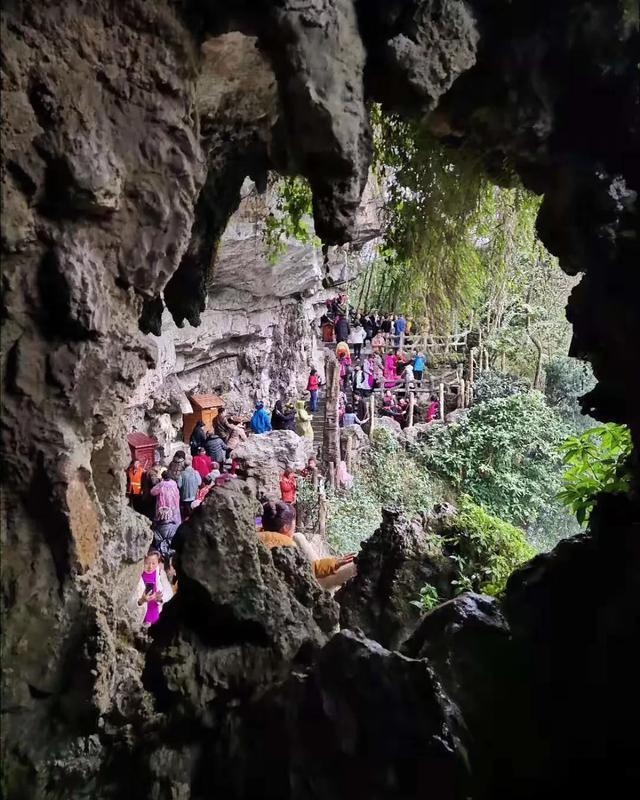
136,551 -> 173,626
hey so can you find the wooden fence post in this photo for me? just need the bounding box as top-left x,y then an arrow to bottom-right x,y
323,353 -> 340,469
408,391 -> 416,427
439,382 -> 445,422
458,378 -> 466,409
344,433 -> 353,473
368,392 -> 376,439
318,484 -> 327,539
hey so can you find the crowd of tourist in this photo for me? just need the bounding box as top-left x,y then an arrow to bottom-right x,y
130,294 -> 444,627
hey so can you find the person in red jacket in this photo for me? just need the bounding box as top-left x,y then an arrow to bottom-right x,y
192,447 -> 213,480
307,368 -> 320,412
279,466 -> 297,504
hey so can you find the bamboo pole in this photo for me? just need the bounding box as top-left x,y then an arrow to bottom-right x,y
318,484 -> 327,539
368,392 -> 376,439
439,382 -> 445,422
323,353 -> 340,469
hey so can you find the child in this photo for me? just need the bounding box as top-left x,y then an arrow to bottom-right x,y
137,550 -> 173,627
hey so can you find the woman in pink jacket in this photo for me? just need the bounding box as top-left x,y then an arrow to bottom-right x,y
150,473 -> 181,523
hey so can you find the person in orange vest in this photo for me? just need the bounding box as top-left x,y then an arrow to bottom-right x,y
279,466 -> 297,505
126,458 -> 146,512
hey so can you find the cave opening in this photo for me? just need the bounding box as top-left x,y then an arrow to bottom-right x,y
1,1 -> 638,799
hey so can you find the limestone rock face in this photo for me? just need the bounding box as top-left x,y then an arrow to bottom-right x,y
337,507 -> 456,650
146,481 -> 339,724
233,430 -> 313,500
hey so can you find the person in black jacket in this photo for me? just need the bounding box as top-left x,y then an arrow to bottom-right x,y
335,315 -> 350,343
190,420 -> 206,455
204,431 -> 226,464
272,400 -> 296,431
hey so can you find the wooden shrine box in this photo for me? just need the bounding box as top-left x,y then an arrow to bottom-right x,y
182,394 -> 224,444
127,432 -> 158,469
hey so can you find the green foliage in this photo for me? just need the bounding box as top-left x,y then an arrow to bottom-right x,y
326,428 -> 438,554
544,356 -> 596,430
474,371 -> 529,404
410,583 -> 441,612
415,392 -> 568,528
427,352 -> 465,369
263,176 -> 319,262
557,424 -> 633,525
445,498 -> 536,596
369,106 -> 543,328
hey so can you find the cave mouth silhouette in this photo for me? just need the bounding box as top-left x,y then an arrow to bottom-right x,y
1,2 -> 638,798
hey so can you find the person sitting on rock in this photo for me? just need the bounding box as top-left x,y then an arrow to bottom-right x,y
250,401 -> 272,434
259,501 -> 356,590
136,550 -> 173,627
279,466 -> 297,504
192,447 -> 213,480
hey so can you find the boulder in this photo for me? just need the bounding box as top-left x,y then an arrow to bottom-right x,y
337,507 -> 456,650
233,430 -> 313,500
339,423 -> 370,470
145,480 -> 339,725
215,631 -> 471,799
375,416 -> 402,436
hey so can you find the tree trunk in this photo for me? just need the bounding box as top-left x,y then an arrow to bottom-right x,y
323,354 -> 340,467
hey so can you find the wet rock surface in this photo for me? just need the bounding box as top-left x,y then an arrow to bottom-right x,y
1,0 -> 639,797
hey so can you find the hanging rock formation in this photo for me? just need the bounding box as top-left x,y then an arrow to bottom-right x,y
1,0 -> 639,797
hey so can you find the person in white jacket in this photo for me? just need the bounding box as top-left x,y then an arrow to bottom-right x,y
348,321 -> 366,359
135,550 -> 174,627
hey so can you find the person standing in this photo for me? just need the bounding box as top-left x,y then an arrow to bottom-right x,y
178,459 -> 201,519
349,321 -> 366,359
279,466 -> 298,505
296,399 -> 314,441
341,404 -> 368,429
189,420 -> 206,456
126,459 -> 145,512
307,369 -> 320,413
335,314 -> 350,345
136,550 -> 173,627
204,431 -> 226,465
150,473 -> 181,524
413,351 -> 426,382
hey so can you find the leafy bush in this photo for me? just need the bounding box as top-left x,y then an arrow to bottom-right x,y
444,498 -> 536,596
428,352 -> 465,369
415,392 -> 568,528
473,371 -> 529,404
263,176 -> 319,262
326,428 -> 437,554
544,356 -> 596,430
411,583 -> 441,612
558,423 -> 633,525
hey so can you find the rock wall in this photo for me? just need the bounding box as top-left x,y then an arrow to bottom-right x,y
1,1 -> 638,798
125,178 -> 380,451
